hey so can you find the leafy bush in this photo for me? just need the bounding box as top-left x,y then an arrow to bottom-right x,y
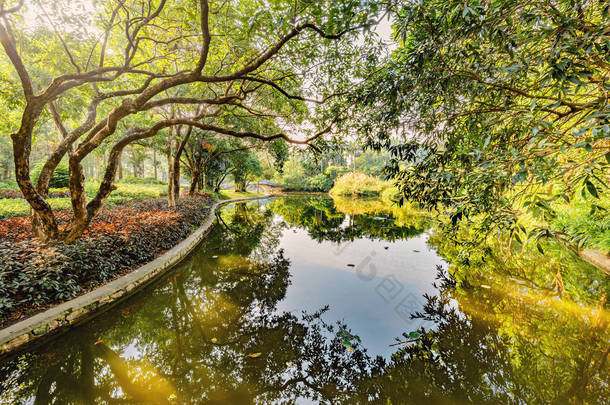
329,172 -> 391,197
551,195 -> 610,254
277,160 -> 347,192
0,194 -> 214,325
30,163 -> 70,189
309,174 -> 333,192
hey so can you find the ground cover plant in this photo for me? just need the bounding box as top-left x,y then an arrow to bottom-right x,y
0,193 -> 214,327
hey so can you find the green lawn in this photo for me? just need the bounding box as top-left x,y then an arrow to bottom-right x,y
0,182 -> 168,219
217,190 -> 265,200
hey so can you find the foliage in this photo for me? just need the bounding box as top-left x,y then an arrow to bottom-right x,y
276,155 -> 348,192
354,149 -> 389,177
0,0 -> 387,242
355,0 -> 610,249
550,193 -> 610,253
30,162 -> 70,189
329,172 -> 391,197
231,149 -> 263,192
0,194 -> 214,325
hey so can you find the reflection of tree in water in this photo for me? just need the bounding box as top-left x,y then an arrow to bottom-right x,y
0,250 -> 376,404
359,268 -> 609,404
268,196 -> 428,243
1,199 -> 607,404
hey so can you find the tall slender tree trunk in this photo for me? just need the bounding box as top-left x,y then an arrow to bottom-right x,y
117,156 -> 123,180
167,127 -> 176,208
153,149 -> 158,180
172,125 -> 193,202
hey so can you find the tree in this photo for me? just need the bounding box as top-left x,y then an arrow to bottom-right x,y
354,0 -> 610,245
232,149 -> 263,192
0,0 -> 387,243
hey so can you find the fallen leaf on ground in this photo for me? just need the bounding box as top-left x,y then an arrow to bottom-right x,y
247,352 -> 262,358
94,340 -> 103,345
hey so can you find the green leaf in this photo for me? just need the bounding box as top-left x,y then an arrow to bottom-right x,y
409,331 -> 420,339
585,180 -> 599,198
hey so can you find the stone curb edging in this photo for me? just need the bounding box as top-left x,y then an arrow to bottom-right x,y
0,195 -> 272,358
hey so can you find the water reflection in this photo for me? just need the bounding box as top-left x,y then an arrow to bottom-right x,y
0,196 -> 608,404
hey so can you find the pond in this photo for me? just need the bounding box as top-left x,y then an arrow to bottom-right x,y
1,195 -> 608,404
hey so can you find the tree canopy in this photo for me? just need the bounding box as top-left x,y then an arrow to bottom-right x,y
0,0 -> 388,242
353,0 -> 609,245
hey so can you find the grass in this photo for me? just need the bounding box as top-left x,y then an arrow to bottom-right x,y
217,190 -> 265,200
0,182 -> 168,219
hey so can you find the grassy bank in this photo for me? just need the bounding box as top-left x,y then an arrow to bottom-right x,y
217,190 -> 265,200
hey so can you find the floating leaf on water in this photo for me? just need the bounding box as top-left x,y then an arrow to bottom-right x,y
211,338 -> 217,343
481,284 -> 491,289
247,353 -> 262,358
94,340 -> 103,345
413,250 -> 420,252
347,264 -> 356,267
408,332 -> 420,339
168,393 -> 177,400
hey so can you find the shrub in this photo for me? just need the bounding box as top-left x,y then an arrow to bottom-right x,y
329,172 -> 391,197
309,174 -> 333,192
30,163 -> 70,189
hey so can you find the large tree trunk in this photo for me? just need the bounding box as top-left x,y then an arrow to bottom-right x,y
12,105 -> 60,242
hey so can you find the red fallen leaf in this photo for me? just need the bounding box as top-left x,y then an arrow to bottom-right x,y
94,340 -> 103,345
247,352 -> 262,358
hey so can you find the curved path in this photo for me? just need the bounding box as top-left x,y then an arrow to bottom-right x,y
0,196 -> 270,357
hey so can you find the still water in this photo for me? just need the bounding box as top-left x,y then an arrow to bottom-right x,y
1,195 -> 608,404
